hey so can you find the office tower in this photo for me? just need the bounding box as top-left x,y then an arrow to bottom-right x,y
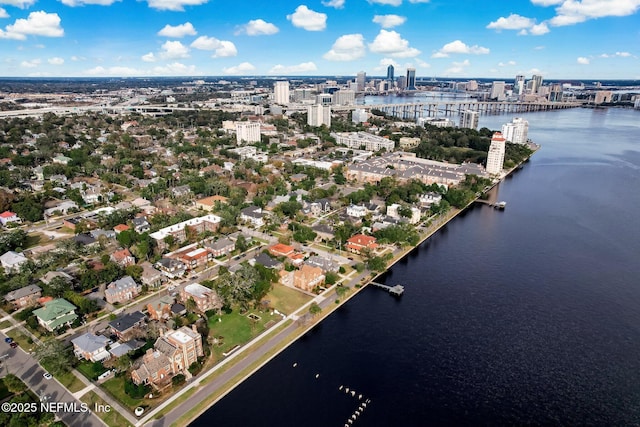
486,132 -> 506,175
531,74 -> 543,94
332,90 -> 355,106
397,76 -> 406,90
459,110 -> 479,130
490,81 -> 506,100
315,93 -> 333,105
406,68 -> 416,90
501,117 -> 529,144
514,75 -> 525,95
356,71 -> 366,92
548,84 -> 563,102
274,81 -> 290,105
307,104 -> 331,127
293,88 -> 314,102
387,65 -> 395,83
466,80 -> 478,91
235,121 -> 261,145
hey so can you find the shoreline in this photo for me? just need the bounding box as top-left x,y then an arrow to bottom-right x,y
161,152 -> 535,427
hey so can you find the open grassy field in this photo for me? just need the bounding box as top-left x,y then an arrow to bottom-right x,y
264,284 -> 312,315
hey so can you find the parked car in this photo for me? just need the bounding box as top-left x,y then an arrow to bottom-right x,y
43,372 -> 52,380
10,342 -> 18,348
4,337 -> 12,343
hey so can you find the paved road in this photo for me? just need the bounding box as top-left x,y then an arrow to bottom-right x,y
0,331 -> 105,427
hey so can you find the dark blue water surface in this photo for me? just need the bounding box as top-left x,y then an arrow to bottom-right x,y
192,108 -> 640,426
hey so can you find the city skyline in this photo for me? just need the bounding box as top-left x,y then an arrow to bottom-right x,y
0,0 -> 638,78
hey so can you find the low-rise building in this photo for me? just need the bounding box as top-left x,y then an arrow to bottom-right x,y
140,261 -> 165,289
180,283 -> 222,313
269,243 -> 295,258
110,248 -> 135,267
345,234 -> 378,254
33,298 -> 78,332
293,265 -> 325,292
195,195 -> 229,211
109,311 -> 146,341
105,276 -> 141,304
206,237 -> 234,257
0,211 -> 21,227
240,206 -> 265,227
150,214 -> 222,251
71,332 -> 111,362
0,251 -> 29,274
4,284 -> 42,309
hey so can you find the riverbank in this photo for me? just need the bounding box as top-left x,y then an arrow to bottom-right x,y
157,153 -> 537,427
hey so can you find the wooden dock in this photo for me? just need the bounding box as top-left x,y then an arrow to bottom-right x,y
370,282 -> 405,296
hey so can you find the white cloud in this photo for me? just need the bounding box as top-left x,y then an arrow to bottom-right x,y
322,0 -> 345,8
160,40 -> 189,59
368,0 -> 402,5
323,33 -> 366,61
0,0 -> 36,8
529,22 -> 550,35
223,62 -> 256,75
1,11 -> 64,40
599,51 -> 632,58
432,40 -> 489,57
287,5 -> 327,31
0,8 -> 9,18
60,0 -> 121,6
372,14 -> 406,28
20,58 -> 40,68
446,59 -> 470,74
190,36 -> 237,57
48,57 -> 64,65
157,22 -> 196,37
487,14 -> 535,30
144,0 -> 209,11
534,45 -> 546,50
152,62 -> 197,75
84,66 -> 143,76
269,61 -> 317,74
236,19 -> 279,36
142,52 -> 156,62
369,29 -> 420,58
577,56 -> 590,64
532,0 -> 640,27
498,60 -> 517,66
414,58 -> 430,68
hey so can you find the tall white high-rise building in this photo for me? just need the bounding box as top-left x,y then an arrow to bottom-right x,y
356,71 -> 366,92
235,121 -> 261,145
307,104 -> 331,127
514,75 -> 525,95
459,110 -> 479,130
486,132 -> 506,175
274,81 -> 290,105
490,81 -> 506,100
332,90 -> 355,106
501,117 -> 529,144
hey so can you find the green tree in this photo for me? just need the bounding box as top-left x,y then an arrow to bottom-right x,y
33,339 -> 74,375
309,302 -> 321,317
3,374 -> 27,394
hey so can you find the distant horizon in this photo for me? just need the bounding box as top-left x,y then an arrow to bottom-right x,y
0,1 -> 638,79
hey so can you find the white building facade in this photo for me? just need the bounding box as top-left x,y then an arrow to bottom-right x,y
486,132 -> 506,175
501,117 -> 529,144
235,121 -> 261,144
307,104 -> 332,127
274,81 -> 290,105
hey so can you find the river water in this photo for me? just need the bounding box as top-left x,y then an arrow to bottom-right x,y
191,107 -> 640,426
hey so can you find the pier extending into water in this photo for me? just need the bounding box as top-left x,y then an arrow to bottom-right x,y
370,282 -> 405,296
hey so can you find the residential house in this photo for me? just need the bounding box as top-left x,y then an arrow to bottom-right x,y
311,224 -> 334,242
0,251 -> 28,274
293,265 -> 325,292
71,332 -> 111,362
179,247 -> 213,270
105,276 -> 141,304
82,185 -> 103,204
113,224 -> 130,234
195,195 -> 228,211
132,217 -> 151,233
156,257 -> 186,279
131,325 -> 204,390
33,298 -> 78,332
74,233 -> 97,247
345,234 -> 378,255
206,237 -> 234,257
180,283 -> 222,313
0,211 -> 21,227
240,205 -> 265,227
40,270 -> 73,286
346,204 -> 368,218
305,255 -> 340,273
44,201 -> 78,217
269,243 -> 295,258
251,252 -> 283,270
419,192 -> 443,208
171,185 -> 191,198
109,311 -> 146,341
140,261 -> 164,289
147,296 -> 174,321
110,248 -> 135,267
52,154 -> 73,165
4,284 -> 42,309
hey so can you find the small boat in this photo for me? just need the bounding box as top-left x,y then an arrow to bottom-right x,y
315,373 -> 320,379
292,363 -> 297,368
339,385 -> 344,391
351,391 -> 356,397
358,394 -> 363,400
345,388 -> 350,393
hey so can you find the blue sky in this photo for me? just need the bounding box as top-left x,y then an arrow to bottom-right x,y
0,0 -> 639,78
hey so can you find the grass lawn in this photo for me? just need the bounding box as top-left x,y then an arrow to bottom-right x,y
6,328 -> 35,351
37,360 -> 87,393
0,319 -> 12,329
264,284 -> 312,315
208,309 -> 281,360
25,232 -> 52,248
77,360 -> 108,381
81,391 -> 134,427
101,375 -> 146,410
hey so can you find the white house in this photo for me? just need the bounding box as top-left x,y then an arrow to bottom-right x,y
0,251 -> 28,274
0,211 -> 21,226
346,204 -> 368,218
